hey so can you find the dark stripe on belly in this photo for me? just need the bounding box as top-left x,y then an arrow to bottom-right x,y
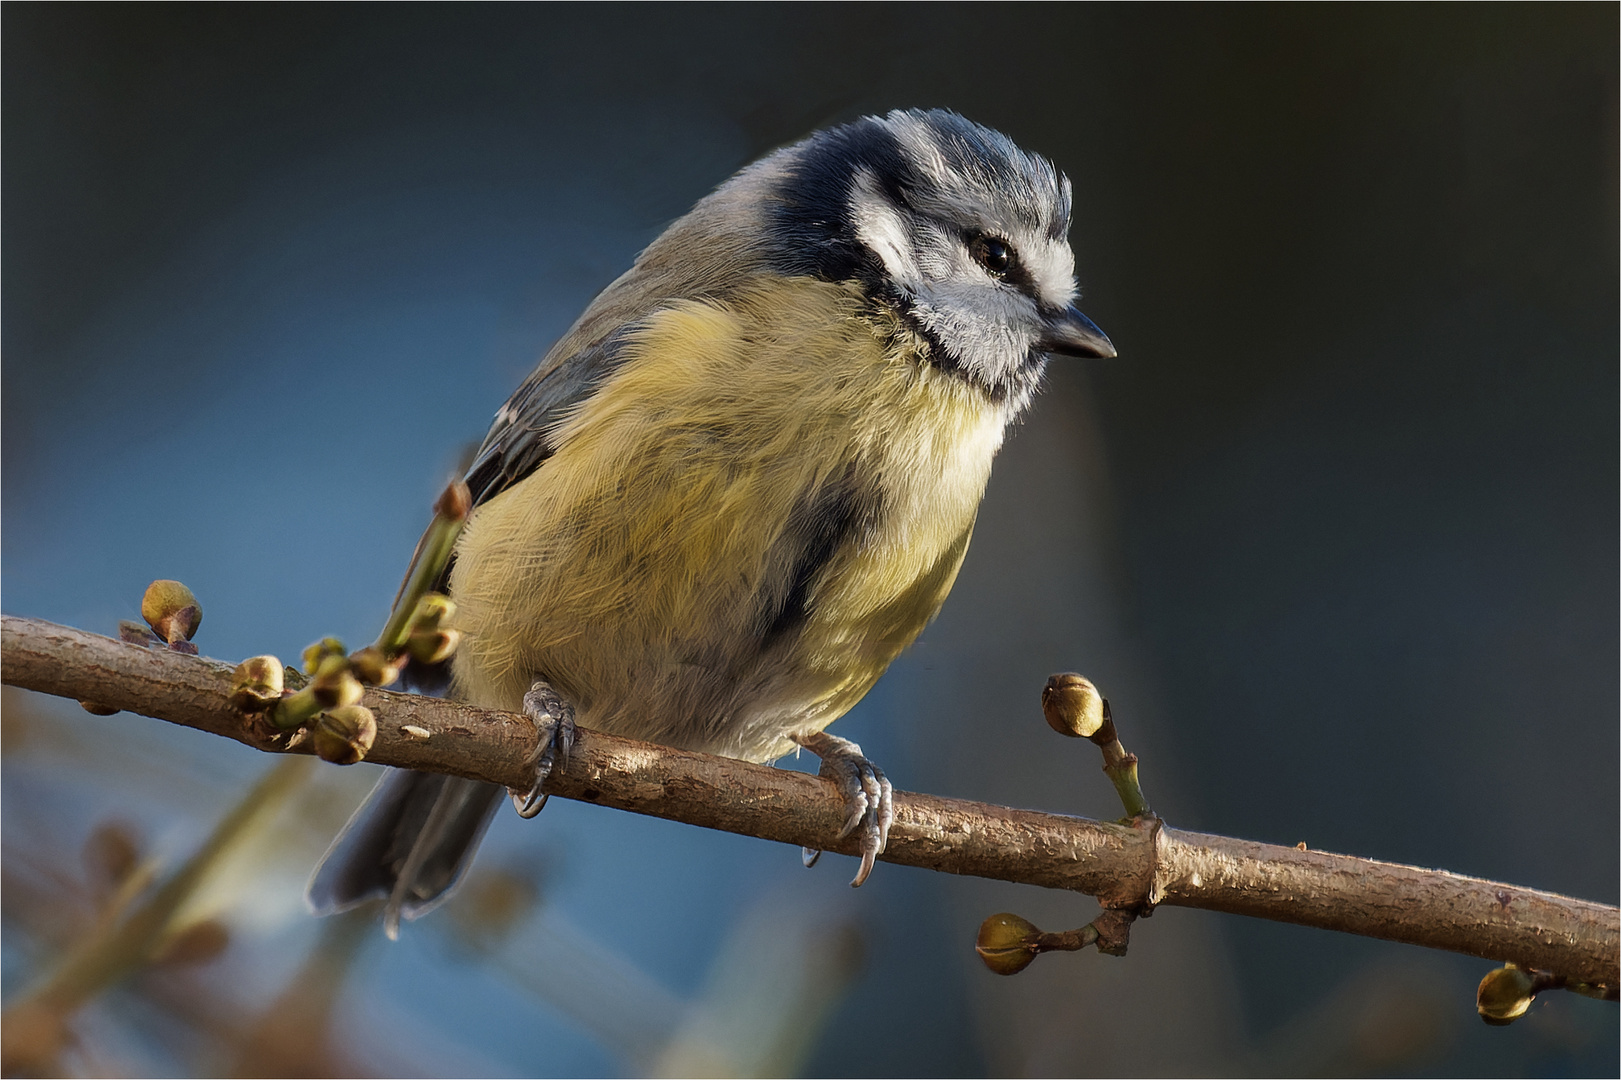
756,463 -> 882,649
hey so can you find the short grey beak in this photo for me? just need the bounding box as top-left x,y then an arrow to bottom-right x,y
1037,305 -> 1117,358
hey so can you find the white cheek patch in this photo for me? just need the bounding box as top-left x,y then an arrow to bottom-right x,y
1029,237 -> 1079,307
849,169 -> 920,289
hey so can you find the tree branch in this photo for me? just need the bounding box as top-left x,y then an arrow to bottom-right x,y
3,613 -> 1615,988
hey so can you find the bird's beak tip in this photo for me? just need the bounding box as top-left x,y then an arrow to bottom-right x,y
1039,306 -> 1117,359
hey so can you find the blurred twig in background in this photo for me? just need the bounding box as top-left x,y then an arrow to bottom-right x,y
1,688 -> 865,1078
1,756 -> 312,1074
442,867 -> 864,1077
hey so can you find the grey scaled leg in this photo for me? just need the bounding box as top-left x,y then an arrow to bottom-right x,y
509,679 -> 577,818
792,730 -> 894,887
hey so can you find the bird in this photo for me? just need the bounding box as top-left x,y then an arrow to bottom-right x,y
307,108 -> 1115,937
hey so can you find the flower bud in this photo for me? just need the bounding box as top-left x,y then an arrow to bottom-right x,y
1042,673 -> 1105,738
141,580 -> 202,644
311,704 -> 377,765
975,912 -> 1042,976
310,658 -> 364,710
229,655 -> 285,712
410,592 -> 456,632
1477,965 -> 1538,1025
348,645 -> 403,687
301,637 -> 346,675
407,627 -> 460,666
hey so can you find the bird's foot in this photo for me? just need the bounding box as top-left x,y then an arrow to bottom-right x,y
792,731 -> 893,887
509,679 -> 576,818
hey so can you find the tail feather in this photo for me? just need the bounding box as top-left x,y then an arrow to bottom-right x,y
307,770 -> 503,938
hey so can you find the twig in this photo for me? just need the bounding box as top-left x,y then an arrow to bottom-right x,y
0,752 -> 313,1073
2,613 -> 1616,988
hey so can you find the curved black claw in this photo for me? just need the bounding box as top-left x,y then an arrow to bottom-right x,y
509,679 -> 576,819
793,731 -> 894,887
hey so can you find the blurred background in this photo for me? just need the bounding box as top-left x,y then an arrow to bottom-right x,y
3,5 -> 1616,1076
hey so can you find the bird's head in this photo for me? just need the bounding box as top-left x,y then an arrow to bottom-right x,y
760,109 -> 1115,412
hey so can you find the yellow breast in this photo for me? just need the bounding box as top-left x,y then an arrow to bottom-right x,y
449,277 -> 1007,762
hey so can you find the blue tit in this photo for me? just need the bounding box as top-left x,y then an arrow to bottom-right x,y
308,108 -> 1115,936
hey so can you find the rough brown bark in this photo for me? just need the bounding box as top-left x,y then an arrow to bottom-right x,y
4,614 -> 1616,987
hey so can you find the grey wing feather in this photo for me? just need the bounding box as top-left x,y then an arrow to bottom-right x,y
463,326 -> 636,507
458,156 -> 792,506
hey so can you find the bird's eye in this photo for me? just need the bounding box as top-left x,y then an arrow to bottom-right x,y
970,235 -> 1014,278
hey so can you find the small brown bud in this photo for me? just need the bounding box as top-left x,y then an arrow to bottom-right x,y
79,700 -> 120,716
407,626 -> 460,666
141,580 -> 202,644
301,637 -> 347,675
311,704 -> 377,765
349,646 -> 403,687
1042,673 -> 1105,739
83,821 -> 142,893
1477,965 -> 1538,1025
435,480 -> 473,522
229,655 -> 285,712
310,657 -> 364,710
975,912 -> 1042,976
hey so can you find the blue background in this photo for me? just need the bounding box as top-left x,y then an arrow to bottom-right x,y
4,6 -> 1616,1076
